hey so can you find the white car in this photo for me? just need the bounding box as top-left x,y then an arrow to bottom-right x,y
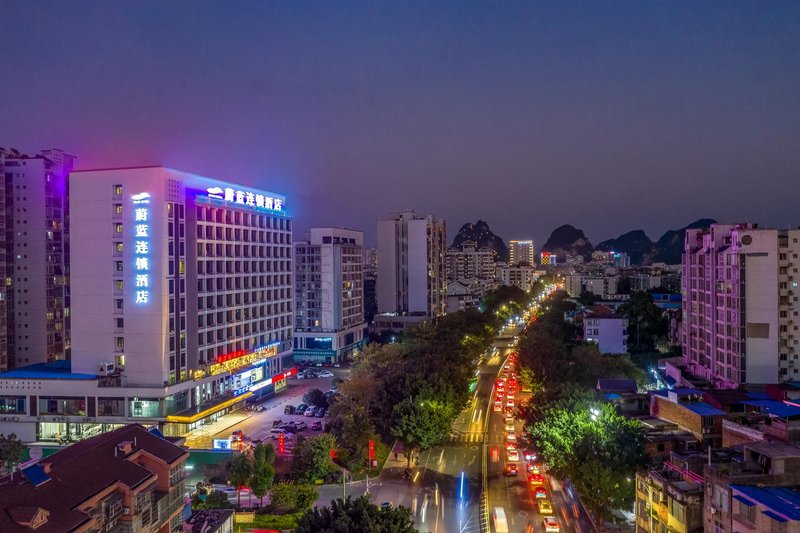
504,420 -> 515,432
543,517 -> 561,532
506,449 -> 520,461
318,371 -> 334,378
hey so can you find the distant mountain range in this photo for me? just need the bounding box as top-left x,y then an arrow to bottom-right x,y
540,224 -> 595,262
451,219 -> 509,262
541,219 -> 716,265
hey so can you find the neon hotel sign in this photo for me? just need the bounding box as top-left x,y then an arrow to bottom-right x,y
205,187 -> 284,212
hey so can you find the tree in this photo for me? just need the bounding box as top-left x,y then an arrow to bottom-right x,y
303,388 -> 328,408
328,394 -> 376,470
391,396 -> 454,467
226,453 -> 253,507
294,483 -> 319,513
296,495 -> 417,533
269,481 -> 298,512
0,433 -> 24,473
577,290 -> 598,306
527,401 -> 645,519
250,443 -> 275,507
293,434 -> 338,483
192,490 -> 232,510
618,291 -> 668,352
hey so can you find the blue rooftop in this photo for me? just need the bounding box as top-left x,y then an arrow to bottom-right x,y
731,485 -> 800,520
683,402 -> 725,416
0,360 -> 96,380
740,400 -> 800,418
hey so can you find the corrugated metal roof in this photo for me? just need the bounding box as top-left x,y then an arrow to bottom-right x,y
683,402 -> 725,416
731,485 -> 800,520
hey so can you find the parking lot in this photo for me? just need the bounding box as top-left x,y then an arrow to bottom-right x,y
182,366 -> 346,449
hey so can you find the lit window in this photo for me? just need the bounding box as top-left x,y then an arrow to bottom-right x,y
115,223 -> 123,233
114,184 -> 122,195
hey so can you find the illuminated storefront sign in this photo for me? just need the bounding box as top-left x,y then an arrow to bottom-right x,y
248,368 -> 297,393
132,192 -> 151,304
205,186 -> 284,212
194,343 -> 280,380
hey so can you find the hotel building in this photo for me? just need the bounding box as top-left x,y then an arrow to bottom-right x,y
0,148 -> 74,371
293,228 -> 366,364
682,223 -> 800,387
509,239 -> 535,266
376,210 -> 446,319
0,166 -> 294,443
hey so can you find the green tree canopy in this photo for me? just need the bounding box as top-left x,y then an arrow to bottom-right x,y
296,495 -> 417,533
303,388 -> 328,408
226,453 -> 253,507
391,395 -> 455,466
292,434 -> 339,483
0,433 -> 24,473
250,443 -> 275,507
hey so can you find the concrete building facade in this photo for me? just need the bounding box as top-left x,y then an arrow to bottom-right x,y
0,167 -> 295,443
0,148 -> 74,371
682,224 -> 800,387
294,228 -> 366,364
376,210 -> 446,318
509,239 -> 534,266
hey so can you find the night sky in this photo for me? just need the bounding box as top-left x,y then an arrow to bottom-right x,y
1,1 -> 799,246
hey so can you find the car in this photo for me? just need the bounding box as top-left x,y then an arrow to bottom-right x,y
504,420 -> 515,432
506,391 -> 515,400
380,501 -> 392,510
503,463 -> 518,476
506,399 -> 515,408
311,420 -> 323,431
318,371 -> 334,378
492,507 -> 509,533
293,420 -> 307,430
315,408 -> 326,418
505,440 -> 517,451
271,419 -> 283,428
543,517 -> 561,532
506,432 -> 516,442
284,405 -> 295,415
506,450 -> 520,461
333,363 -> 341,368
269,428 -> 287,439
537,499 -> 553,515
534,487 -> 548,499
296,403 -> 308,413
305,407 -> 317,417
523,450 -> 537,461
493,401 -> 503,412
527,462 -> 542,474
528,474 -> 544,486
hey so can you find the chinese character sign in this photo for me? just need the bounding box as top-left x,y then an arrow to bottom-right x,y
211,187 -> 284,212
133,193 -> 151,304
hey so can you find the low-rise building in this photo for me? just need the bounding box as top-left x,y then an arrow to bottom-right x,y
635,456 -> 704,533
704,441 -> 800,532
185,509 -> 234,533
0,424 -> 188,533
650,388 -> 725,448
496,263 -> 538,292
582,305 -> 628,354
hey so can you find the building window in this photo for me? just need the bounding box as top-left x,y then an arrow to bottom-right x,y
115,337 -> 124,348
115,223 -> 123,233
115,242 -> 123,253
114,204 -> 123,215
113,184 -> 123,195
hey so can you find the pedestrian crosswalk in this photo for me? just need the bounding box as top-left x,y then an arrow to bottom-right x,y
446,431 -> 485,444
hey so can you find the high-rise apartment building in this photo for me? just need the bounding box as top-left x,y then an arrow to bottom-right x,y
0,148 -> 74,372
377,210 -> 446,318
364,247 -> 378,279
509,239 -> 535,266
446,240 -> 496,282
294,228 -> 366,364
0,166 -> 294,443
496,263 -> 538,292
682,223 -> 800,387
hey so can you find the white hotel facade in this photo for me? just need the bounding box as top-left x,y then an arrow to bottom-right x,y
0,167 -> 294,443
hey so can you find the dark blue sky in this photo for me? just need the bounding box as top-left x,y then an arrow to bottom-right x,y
2,1 -> 799,246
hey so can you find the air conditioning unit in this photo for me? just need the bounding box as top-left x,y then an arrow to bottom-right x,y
122,507 -> 130,515
708,506 -> 717,515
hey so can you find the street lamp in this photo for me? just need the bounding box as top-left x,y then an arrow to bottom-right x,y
589,407 -> 600,421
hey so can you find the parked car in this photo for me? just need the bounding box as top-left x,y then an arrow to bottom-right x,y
311,421 -> 323,431
271,419 -> 283,428
304,407 -> 317,417
315,408 -> 326,418
318,371 -> 334,378
284,405 -> 295,415
269,428 -> 287,439
296,403 -> 307,413
293,420 -> 307,430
